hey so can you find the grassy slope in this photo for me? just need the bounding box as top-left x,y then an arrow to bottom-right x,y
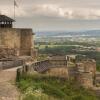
16,74 -> 99,100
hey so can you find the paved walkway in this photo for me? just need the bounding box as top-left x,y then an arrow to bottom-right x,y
0,67 -> 21,100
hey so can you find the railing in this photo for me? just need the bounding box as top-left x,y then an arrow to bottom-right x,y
31,60 -> 50,73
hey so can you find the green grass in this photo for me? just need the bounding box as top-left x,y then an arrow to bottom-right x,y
36,44 -> 77,50
16,73 -> 99,100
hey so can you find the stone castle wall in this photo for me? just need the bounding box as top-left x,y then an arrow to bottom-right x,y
67,66 -> 77,79
75,72 -> 93,88
76,60 -> 96,78
82,60 -> 96,77
0,28 -> 34,57
20,29 -> 34,56
46,67 -> 68,78
0,45 -> 18,59
0,28 -> 21,49
67,59 -> 96,88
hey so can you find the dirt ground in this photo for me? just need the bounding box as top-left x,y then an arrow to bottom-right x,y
0,68 -> 21,100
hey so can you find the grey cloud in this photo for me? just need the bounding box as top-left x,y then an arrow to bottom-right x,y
29,4 -> 100,20
0,0 -> 100,30
0,0 -> 100,20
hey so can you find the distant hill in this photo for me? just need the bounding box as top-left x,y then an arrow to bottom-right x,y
36,30 -> 100,37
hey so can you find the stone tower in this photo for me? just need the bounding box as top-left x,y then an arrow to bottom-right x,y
0,15 -> 35,58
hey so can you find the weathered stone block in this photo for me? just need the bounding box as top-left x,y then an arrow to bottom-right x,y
0,28 -> 35,57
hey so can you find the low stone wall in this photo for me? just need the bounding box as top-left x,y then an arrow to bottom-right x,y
16,58 -> 97,89
68,67 -> 77,79
16,64 -> 32,81
16,60 -> 69,79
0,59 -> 23,70
46,67 -> 68,78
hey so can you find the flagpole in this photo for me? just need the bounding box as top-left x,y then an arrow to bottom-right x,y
14,0 -> 15,20
14,0 -> 16,27
14,0 -> 18,27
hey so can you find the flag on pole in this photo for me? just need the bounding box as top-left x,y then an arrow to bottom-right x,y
14,0 -> 18,7
14,0 -> 18,20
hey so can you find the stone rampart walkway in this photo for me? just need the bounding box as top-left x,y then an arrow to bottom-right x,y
0,67 -> 21,100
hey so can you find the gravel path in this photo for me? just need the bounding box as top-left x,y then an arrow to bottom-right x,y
0,67 -> 21,100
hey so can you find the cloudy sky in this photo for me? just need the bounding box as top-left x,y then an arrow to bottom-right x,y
0,0 -> 100,31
